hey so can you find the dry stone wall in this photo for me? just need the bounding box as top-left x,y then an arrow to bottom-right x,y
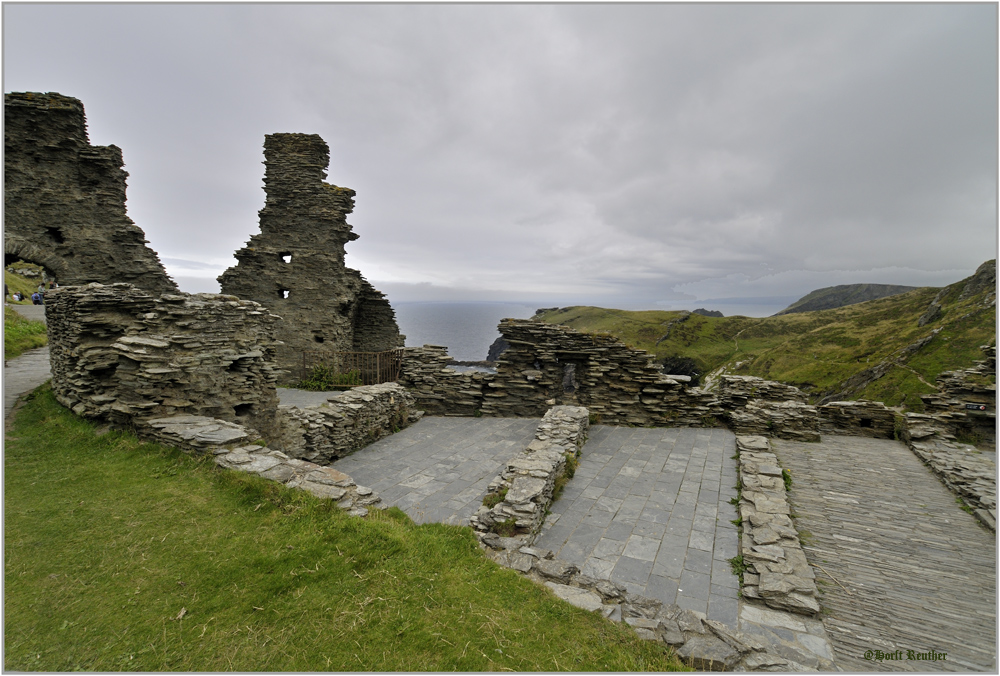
45,283 -> 282,438
219,133 -> 403,381
4,92 -> 176,294
471,405 -> 589,540
269,383 -> 417,464
735,435 -> 820,616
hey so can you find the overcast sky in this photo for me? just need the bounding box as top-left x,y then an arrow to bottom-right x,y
4,3 -> 997,314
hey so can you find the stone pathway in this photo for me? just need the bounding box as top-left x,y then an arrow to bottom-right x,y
534,426 -> 741,626
330,416 -> 541,525
773,435 -> 997,672
4,346 -> 51,420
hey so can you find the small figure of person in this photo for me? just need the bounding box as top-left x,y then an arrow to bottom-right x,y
31,291 -> 42,305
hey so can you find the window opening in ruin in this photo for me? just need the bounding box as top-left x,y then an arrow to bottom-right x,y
563,363 -> 577,393
45,227 -> 66,244
859,418 -> 873,428
227,358 -> 244,373
278,288 -> 288,299
281,253 -> 292,264
234,403 -> 253,417
314,335 -> 325,344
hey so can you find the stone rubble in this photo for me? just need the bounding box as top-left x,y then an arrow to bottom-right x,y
486,543 -> 818,671
735,435 -> 821,617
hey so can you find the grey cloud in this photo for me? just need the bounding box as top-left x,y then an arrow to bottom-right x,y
3,4 -> 995,313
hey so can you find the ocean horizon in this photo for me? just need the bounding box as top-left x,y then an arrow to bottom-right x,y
392,301 -> 539,362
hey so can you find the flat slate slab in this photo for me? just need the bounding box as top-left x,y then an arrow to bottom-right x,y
773,435 -> 997,672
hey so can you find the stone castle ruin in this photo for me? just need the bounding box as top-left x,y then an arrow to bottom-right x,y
218,133 -> 404,379
4,93 -> 177,294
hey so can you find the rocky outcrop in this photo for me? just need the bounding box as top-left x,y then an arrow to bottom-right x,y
486,335 -> 509,362
219,133 -> 403,381
692,308 -> 724,317
4,92 -> 176,294
735,436 -> 820,616
45,283 -> 281,438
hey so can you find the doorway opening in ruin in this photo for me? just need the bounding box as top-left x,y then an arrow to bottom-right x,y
5,257 -> 60,302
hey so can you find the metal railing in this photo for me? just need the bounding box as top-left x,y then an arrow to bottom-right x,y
301,348 -> 404,386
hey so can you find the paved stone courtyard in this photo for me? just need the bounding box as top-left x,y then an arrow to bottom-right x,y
534,426 -> 740,625
774,436 -> 996,672
331,416 -> 541,525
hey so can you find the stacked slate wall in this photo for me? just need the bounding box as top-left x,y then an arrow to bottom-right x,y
399,320 -> 723,426
45,283 -> 281,438
4,92 -> 176,294
218,133 -> 403,381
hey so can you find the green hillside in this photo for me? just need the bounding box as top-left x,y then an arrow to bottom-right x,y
774,283 -> 918,315
534,261 -> 996,411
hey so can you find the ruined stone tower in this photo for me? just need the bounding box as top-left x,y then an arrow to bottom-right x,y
218,133 -> 403,380
4,92 -> 177,294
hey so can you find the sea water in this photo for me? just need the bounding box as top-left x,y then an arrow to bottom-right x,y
392,301 -> 538,362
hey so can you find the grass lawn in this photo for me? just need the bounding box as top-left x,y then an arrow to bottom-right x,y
5,386 -> 687,672
4,305 -> 47,360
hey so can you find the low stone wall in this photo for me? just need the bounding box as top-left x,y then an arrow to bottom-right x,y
491,550 -> 806,671
133,412 -> 385,517
400,321 -> 724,426
735,435 -> 820,616
917,344 -> 996,450
817,400 -> 897,438
215,445 -> 383,517
718,375 -> 807,408
398,345 -> 489,416
905,433 -> 997,531
471,405 -> 589,540
728,401 -> 821,442
269,383 -> 417,464
45,283 -> 281,438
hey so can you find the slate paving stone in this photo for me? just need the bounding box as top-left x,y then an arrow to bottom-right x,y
773,435 -> 996,672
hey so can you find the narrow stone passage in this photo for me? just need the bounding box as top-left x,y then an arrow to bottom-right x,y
773,436 -> 996,672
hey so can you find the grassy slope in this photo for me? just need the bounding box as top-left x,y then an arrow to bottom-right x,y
775,283 -> 918,315
5,387 -> 686,672
5,267 -> 44,303
536,276 -> 994,411
4,305 -> 47,360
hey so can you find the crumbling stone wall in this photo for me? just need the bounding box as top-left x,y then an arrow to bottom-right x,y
45,283 -> 281,438
4,92 -> 176,294
218,133 -> 403,380
269,383 -> 417,464
399,320 -> 723,426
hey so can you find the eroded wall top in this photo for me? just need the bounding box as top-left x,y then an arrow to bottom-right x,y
4,92 -> 177,294
219,133 -> 403,380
